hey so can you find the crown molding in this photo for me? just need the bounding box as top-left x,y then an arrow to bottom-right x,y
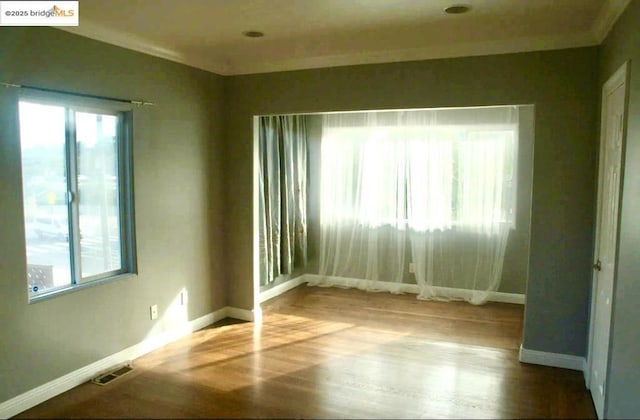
225,31 -> 599,75
60,19 -> 601,76
57,20 -> 233,75
592,0 -> 632,43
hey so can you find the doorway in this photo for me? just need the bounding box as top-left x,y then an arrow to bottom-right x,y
254,106 -> 535,308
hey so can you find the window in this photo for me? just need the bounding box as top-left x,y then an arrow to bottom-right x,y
406,125 -> 516,231
320,107 -> 518,233
19,94 -> 136,300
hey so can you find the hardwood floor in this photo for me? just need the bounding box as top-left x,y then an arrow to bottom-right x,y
16,285 -> 596,419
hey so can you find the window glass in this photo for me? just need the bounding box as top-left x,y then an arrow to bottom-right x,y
76,112 -> 123,279
19,102 -> 72,294
321,123 -> 517,231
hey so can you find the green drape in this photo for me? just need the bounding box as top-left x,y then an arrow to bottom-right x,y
258,115 -> 308,286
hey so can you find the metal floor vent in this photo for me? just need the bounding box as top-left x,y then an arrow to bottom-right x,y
92,364 -> 133,386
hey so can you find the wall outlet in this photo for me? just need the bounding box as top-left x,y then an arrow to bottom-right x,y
180,290 -> 188,306
150,304 -> 158,320
409,263 -> 415,273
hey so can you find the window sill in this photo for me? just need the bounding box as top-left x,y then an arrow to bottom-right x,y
28,272 -> 137,304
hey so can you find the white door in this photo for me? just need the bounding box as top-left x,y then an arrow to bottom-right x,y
588,62 -> 628,419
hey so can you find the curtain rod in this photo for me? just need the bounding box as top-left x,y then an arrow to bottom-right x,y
1,82 -> 156,107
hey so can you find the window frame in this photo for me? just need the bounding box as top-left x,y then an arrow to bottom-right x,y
19,91 -> 137,302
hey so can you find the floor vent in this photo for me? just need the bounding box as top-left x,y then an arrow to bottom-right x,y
92,364 -> 133,386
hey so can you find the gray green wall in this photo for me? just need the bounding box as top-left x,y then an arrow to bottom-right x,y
599,1 -> 640,417
0,27 -> 227,402
225,47 -> 600,357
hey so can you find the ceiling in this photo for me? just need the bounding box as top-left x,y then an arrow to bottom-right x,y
60,0 -> 630,75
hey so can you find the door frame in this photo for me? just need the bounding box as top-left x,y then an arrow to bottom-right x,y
586,60 -> 630,399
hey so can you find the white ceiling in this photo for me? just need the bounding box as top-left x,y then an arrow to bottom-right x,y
60,0 -> 630,75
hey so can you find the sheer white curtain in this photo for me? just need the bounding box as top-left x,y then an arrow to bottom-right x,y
315,107 -> 518,304
316,113 -> 408,293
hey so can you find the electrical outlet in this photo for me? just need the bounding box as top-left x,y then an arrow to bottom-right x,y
150,304 -> 158,320
409,263 -> 415,273
180,290 -> 188,306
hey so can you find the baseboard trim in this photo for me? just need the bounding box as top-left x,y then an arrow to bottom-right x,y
226,306 -> 256,322
583,357 -> 591,387
304,274 -> 525,304
489,292 -> 526,305
0,307 -> 228,419
259,275 -> 306,303
518,344 -> 585,371
256,274 -> 525,305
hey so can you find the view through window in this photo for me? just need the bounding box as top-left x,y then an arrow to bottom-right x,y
321,119 -> 517,232
19,98 -> 135,299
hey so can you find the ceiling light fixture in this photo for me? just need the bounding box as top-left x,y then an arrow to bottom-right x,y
444,4 -> 471,14
242,30 -> 265,38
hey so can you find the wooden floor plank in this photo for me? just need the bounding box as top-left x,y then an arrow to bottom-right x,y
15,285 -> 596,419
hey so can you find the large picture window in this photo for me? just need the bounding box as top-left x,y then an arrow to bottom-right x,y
320,109 -> 517,232
19,95 -> 136,300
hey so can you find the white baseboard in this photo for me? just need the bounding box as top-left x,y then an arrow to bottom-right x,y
0,306 -> 232,419
488,291 -> 526,305
259,275 -> 306,303
304,274 -> 525,304
583,357 -> 591,386
518,344 -> 585,371
225,306 -> 256,322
